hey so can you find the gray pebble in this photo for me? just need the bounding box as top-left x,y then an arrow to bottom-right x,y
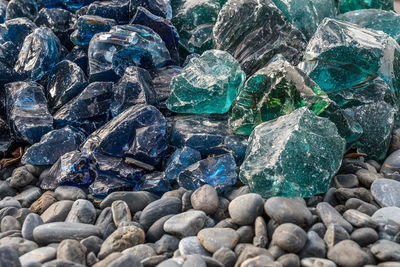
0,198 -> 21,209
86,251 -> 98,266
0,245 -> 21,267
268,245 -> 285,260
0,236 -> 38,256
92,252 -> 121,267
30,191 -> 57,215
13,186 -> 42,208
197,228 -> 239,253
309,223 -> 326,238
141,255 -> 168,266
95,207 -> 116,239
228,193 -> 264,226
183,254 -> 206,267
164,210 -> 206,237
335,187 -> 372,203
1,215 -> 21,232
9,166 -> 36,189
190,185 -> 219,215
0,180 -> 17,199
343,209 -> 377,228
19,246 -> 56,265
327,240 -> 369,267
237,225 -> 254,244
372,207 -> 400,225
370,239 -> 400,261
99,191 -> 157,214
181,191 -> 193,212
212,197 -> 230,222
316,203 -> 353,233
41,200 -> 74,223
65,199 -> 96,224
155,234 -> 180,254
333,174 -> 359,188
139,197 -> 182,229
157,258 -> 182,267
300,257 -> 337,267
371,178 -> 400,207
323,188 -> 339,207
214,218 -> 238,229
146,214 -> 173,242
22,213 -> 44,241
239,255 -> 275,267
80,235 -> 103,255
54,186 -> 86,201
350,228 -> 379,247
109,253 -> 142,267
110,200 -> 131,226
272,223 -> 307,253
355,169 -> 382,188
213,247 -> 236,267
324,224 -> 349,248
224,186 -> 249,201
344,198 -> 378,216
299,231 -> 326,258
122,244 -> 156,261
253,216 -> 268,248
235,245 -> 274,266
277,253 -> 300,267
179,236 -> 209,256
0,230 -> 22,239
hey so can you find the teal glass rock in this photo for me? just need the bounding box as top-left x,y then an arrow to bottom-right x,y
272,0 -> 337,40
338,9 -> 400,44
171,0 -> 220,54
229,55 -> 331,135
166,50 -> 246,114
338,0 -> 393,13
213,0 -> 307,75
240,107 -> 345,198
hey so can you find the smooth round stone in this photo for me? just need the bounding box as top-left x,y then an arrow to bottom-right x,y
0,199 -> 22,209
327,240 -> 369,267
355,169 -> 382,188
9,166 -> 36,188
108,253 -> 142,267
371,178 -> 400,207
54,186 -> 86,201
324,224 -> 350,248
277,253 -> 300,267
111,200 -> 131,226
0,245 -> 21,266
92,252 -> 122,267
350,228 -> 379,247
65,199 -> 96,224
380,149 -> 400,177
213,247 -> 236,267
237,225 -> 254,243
40,200 -> 74,223
235,245 -> 273,266
30,191 -> 57,215
268,245 -> 286,260
0,230 -> 22,239
139,197 -> 182,229
299,231 -> 326,259
33,222 -> 102,245
345,198 -> 378,216
155,234 -> 179,254
265,197 -> 313,228
99,191 -> 157,214
0,236 -> 38,256
272,223 -> 307,253
300,257 -> 337,267
141,255 -> 168,266
179,236 -> 210,256
333,174 -> 359,188
253,216 -> 268,247
183,254 -> 206,267
146,215 -> 173,242
57,239 -> 86,264
80,235 -> 103,255
182,191 -> 193,211
19,246 -> 56,265
42,259 -> 86,267
228,193 -> 264,226
157,258 -> 181,267
239,255 -> 274,267
13,187 -> 42,208
335,187 -> 372,203
214,218 -> 239,229
122,244 -> 156,261
22,213 -> 43,241
372,207 -> 400,224
0,181 -> 17,199
370,240 -> 400,261
1,215 -> 21,232
343,209 -> 377,228
98,225 -> 145,259
190,185 -> 219,215
309,223 -> 326,239
164,210 -> 206,238
197,228 -> 239,253
379,262 -> 400,267
316,202 -> 353,233
86,251 -> 98,266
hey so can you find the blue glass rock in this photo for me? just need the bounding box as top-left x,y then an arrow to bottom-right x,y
34,8 -> 76,49
224,136 -> 248,165
65,46 -> 89,75
87,0 -> 130,24
82,104 -> 168,168
338,9 -> 400,44
0,0 -> 7,23
339,0 -> 393,13
40,151 -> 94,190
88,25 -> 171,82
137,172 -> 171,196
63,0 -> 93,11
90,176 -> 136,196
46,60 -> 88,114
164,146 -> 202,182
111,66 -> 158,117
6,0 -> 38,21
14,27 -> 62,81
0,118 -> 12,158
0,86 -> 5,117
70,15 -> 116,47
240,107 -> 345,198
53,82 -> 113,134
130,0 -> 172,20
4,18 -> 37,48
151,65 -> 182,102
6,82 -> 53,144
21,126 -> 86,165
177,153 -> 237,192
0,42 -> 18,82
131,7 -> 180,65
37,0 -> 63,9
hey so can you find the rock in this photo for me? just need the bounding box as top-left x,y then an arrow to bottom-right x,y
335,187 -> 373,203
226,193 -> 263,226
380,149 -> 400,180
165,147 -> 202,183
30,191 -> 57,215
300,231 -> 326,258
42,259 -> 86,267
41,200 -> 73,223
54,186 -> 86,201
0,199 -> 21,209
327,240 -> 369,267
197,228 -> 239,253
33,222 -> 102,245
213,247 -> 236,266
109,253 -> 142,267
6,0 -> 37,20
190,185 -> 219,215
324,224 -> 350,248
139,197 -> 181,229
20,247 -> 56,265
235,245 -> 274,266
371,178 -> 400,207
100,191 -> 157,214
338,0 -> 393,13
333,174 -> 359,188
253,216 -> 268,248
179,236 -> 210,256
350,228 -> 379,247
98,225 -> 145,259
92,252 -> 121,267
57,239 -> 86,264
355,169 -> 382,188
122,244 -> 156,261
65,199 -> 96,224
22,213 -> 43,241
70,15 -> 116,46
14,186 -> 42,208
345,198 -> 378,216
1,215 -> 20,232
9,166 -> 36,189
316,202 -> 353,232
182,254 -> 206,267
86,0 -> 129,24
272,223 -> 307,253
0,237 -> 38,256
343,209 -> 377,228
154,234 -> 179,254
370,239 -> 400,261
237,226 -> 254,244
309,223 -> 326,239
152,66 -> 182,102
301,257 -> 337,267
372,207 -> 400,225
0,245 -> 21,267
80,236 -> 103,255
163,210 -> 207,238
277,253 -> 300,267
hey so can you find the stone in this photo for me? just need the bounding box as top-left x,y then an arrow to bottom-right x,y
14,27 -> 61,81
108,253 -> 142,267
154,234 -> 179,254
179,236 -> 209,256
166,49 -> 245,114
372,207 -> 400,225
70,15 -> 116,46
151,66 -> 182,101
20,246 -> 56,265
324,224 -> 350,248
99,191 -> 157,214
3,18 -> 37,49
33,222 -> 102,245
139,197 -> 182,229
82,104 -> 168,168
165,147 -> 202,182
370,239 -> 400,261
5,82 -> 53,144
327,240 -> 369,267
190,185 -> 219,215
14,187 -> 42,208
111,200 -> 131,226
213,0 -> 307,75
253,216 -> 268,248
57,239 -> 86,264
333,174 -> 359,188
183,254 -> 206,267
335,187 -> 373,203
381,149 -> 400,179
21,127 -> 86,166
1,216 -> 20,232
0,237 -> 38,256
80,236 -> 103,255
65,46 -> 88,74
43,259 -> 86,267
240,107 -> 345,198
122,244 -> 156,261
240,255 -> 275,267
137,172 -> 172,197
343,209 -> 377,228
163,210 -> 207,237
316,202 -> 353,233
30,192 -> 58,215
227,193 -> 263,226
371,178 -> 400,207
271,223 -> 307,253
345,198 -> 378,216
86,0 -> 129,24
88,25 -> 170,81
22,213 -> 43,241
0,245 -> 21,267
299,231 -> 326,258
6,0 -> 38,20
130,0 -> 172,20
197,228 -> 239,253
235,245 -> 274,266
229,55 -> 330,135
350,228 -> 379,247
212,247 -> 236,267
9,166 -> 36,189
0,119 -> 12,158
277,253 -> 300,267
355,169 -> 382,188
339,0 -> 393,13
54,186 -> 86,201
300,258 -> 337,267
146,215 -> 174,242
95,208 -> 116,239
65,199 -> 96,224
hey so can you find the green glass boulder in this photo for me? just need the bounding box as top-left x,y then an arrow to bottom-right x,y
166,49 -> 246,114
272,0 -> 337,40
338,9 -> 400,44
229,55 -> 331,135
240,107 -> 345,198
338,0 -> 393,13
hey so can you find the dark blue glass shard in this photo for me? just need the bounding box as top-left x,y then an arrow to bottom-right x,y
137,172 -> 171,196
130,0 -> 172,19
0,86 -> 5,117
177,153 -> 237,192
14,27 -> 62,81
63,0 -> 94,11
5,82 -> 53,144
4,18 -> 37,49
53,82 -> 113,135
0,0 -> 8,23
46,60 -> 88,114
111,66 -> 158,117
70,15 -> 116,47
164,146 -> 202,182
0,118 -> 12,159
21,126 -> 86,166
87,0 -> 130,24
0,42 -> 18,83
131,7 -> 179,65
224,136 -> 248,165
151,65 -> 182,102
65,46 -> 89,75
81,104 -> 168,168
40,150 -> 95,190
89,175 -> 134,197
37,0 -> 64,9
6,0 -> 38,21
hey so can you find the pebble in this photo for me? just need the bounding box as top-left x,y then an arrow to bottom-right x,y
344,198 -> 378,216
1,215 -> 21,232
371,178 -> 400,207
98,225 -> 145,259
316,202 -> 353,232
268,245 -> 286,259
33,222 -> 102,245
54,186 -> 87,201
277,253 -> 300,267
335,187 -> 373,203
197,228 -> 239,253
108,253 -> 142,267
157,258 -> 182,267
237,225 -> 254,243
93,252 -> 122,267
122,244 -> 156,261
301,257 -> 337,267
190,185 -> 219,215
30,191 -> 57,215
183,254 -> 206,267
19,246 -> 56,265
350,228 -> 379,247
57,239 -> 86,264
0,236 -> 38,256
333,174 -> 359,188
146,214 -> 173,242
179,236 -> 210,256
181,191 -> 193,211
370,239 -> 400,261
65,199 -> 96,224
9,166 -> 36,188
13,186 -> 42,208
95,207 -> 116,239
264,197 -> 313,228
343,209 -> 377,228
0,181 -> 17,199
327,240 -> 369,267
111,200 -> 131,226
0,198 -> 21,209
141,255 -> 168,266
0,245 -> 21,267
213,247 -> 236,267
253,216 -> 268,247
324,224 -> 350,248
139,197 -> 182,229
309,223 -> 326,238
40,200 -> 73,223
299,231 -> 326,258
99,191 -> 157,214
238,254 -> 274,267
21,213 -> 43,241
80,235 -> 103,255
155,234 -> 180,254
380,149 -> 400,178
228,193 -> 264,225
355,169 -> 382,188
271,223 -> 307,253
164,210 -> 206,237
372,207 -> 400,224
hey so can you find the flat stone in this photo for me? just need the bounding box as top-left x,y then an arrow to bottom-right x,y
146,215 -> 173,243
8,166 -> 36,189
371,178 -> 400,207
355,169 -> 382,188
139,197 -> 181,229
324,224 -> 350,248
299,231 -> 326,259
197,228 -> 239,253
370,239 -> 400,261
163,210 -> 207,238
301,258 -> 337,267
21,213 -> 43,241
99,191 -> 157,214
228,193 -> 264,226
335,187 -> 373,203
271,223 -> 307,253
343,209 -> 377,228
41,200 -> 73,223
350,228 -> 379,247
212,247 -> 236,267
333,174 -> 359,188
1,215 -> 20,232
65,199 -> 96,224
122,244 -> 156,261
179,236 -> 210,256
345,198 -> 378,216
57,239 -> 86,265
327,240 -> 369,267
316,202 -> 353,233
111,200 -> 131,226
372,207 -> 400,225
154,234 -> 179,254
54,186 -> 86,201
0,245 -> 21,267
13,187 -> 42,208
19,246 -> 56,265
80,236 -> 103,255
108,253 -> 142,267
30,191 -> 57,215
0,237 -> 38,256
